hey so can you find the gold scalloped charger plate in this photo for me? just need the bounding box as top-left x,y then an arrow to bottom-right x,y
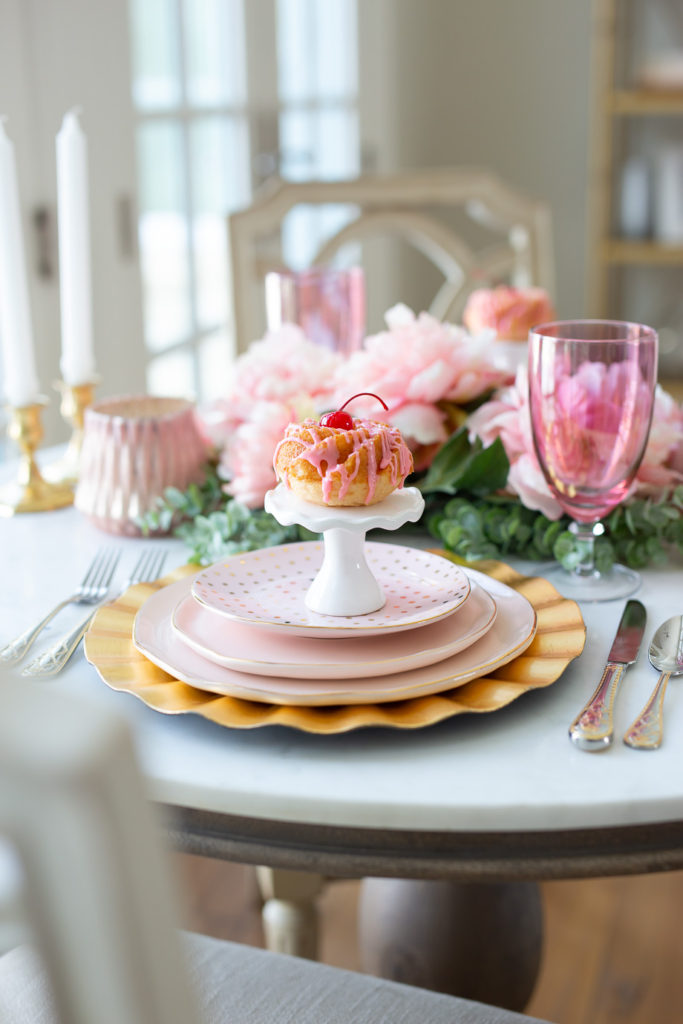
84,553 -> 586,734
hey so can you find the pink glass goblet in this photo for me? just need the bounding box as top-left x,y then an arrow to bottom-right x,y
528,319 -> 658,601
265,266 -> 365,357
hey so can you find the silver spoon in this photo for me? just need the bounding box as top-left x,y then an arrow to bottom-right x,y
623,615 -> 683,750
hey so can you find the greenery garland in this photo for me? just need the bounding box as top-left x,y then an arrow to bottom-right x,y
139,427 -> 683,569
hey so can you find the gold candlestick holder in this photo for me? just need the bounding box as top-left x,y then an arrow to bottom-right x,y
43,376 -> 101,486
0,398 -> 74,516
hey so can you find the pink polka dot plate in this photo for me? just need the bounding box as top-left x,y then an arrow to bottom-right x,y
171,575 -> 496,679
190,541 -> 471,639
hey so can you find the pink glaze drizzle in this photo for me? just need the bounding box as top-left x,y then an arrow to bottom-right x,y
274,417 -> 413,504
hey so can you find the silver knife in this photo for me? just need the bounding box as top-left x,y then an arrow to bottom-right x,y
569,599 -> 646,752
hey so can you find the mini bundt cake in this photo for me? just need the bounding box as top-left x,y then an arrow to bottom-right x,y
273,394 -> 413,507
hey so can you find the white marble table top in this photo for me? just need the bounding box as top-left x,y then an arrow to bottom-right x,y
2,501 -> 683,835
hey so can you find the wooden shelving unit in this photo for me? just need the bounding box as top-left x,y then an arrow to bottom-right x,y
609,90 -> 683,115
604,239 -> 683,264
587,0 -> 683,319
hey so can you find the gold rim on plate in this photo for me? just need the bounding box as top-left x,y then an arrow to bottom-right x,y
84,553 -> 585,734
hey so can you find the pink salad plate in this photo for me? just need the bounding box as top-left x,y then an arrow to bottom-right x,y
171,577 -> 496,679
190,541 -> 471,639
132,568 -> 536,706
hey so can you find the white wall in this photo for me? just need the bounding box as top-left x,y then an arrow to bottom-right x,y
0,0 -> 58,444
0,0 -> 146,450
372,0 -> 594,319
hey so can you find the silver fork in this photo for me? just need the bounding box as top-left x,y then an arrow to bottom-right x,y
0,548 -> 121,666
21,548 -> 168,678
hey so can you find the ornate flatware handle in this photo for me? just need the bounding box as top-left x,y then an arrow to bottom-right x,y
21,609 -> 98,677
623,672 -> 671,750
0,597 -> 74,665
569,663 -> 625,751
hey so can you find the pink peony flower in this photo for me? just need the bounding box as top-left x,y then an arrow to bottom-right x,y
469,369 -> 683,519
335,305 -> 510,447
463,286 -> 556,341
220,401 -> 296,509
198,325 -> 340,451
228,324 -> 340,404
536,360 -> 654,497
467,368 -> 531,462
507,454 -> 565,520
637,385 -> 683,492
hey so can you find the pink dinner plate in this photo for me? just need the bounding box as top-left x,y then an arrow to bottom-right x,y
171,578 -> 496,679
132,569 -> 536,706
190,541 -> 471,638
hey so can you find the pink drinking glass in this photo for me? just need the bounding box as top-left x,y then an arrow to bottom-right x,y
528,319 -> 658,601
265,266 -> 366,357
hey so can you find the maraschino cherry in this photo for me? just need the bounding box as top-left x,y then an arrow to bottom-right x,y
319,393 -> 389,430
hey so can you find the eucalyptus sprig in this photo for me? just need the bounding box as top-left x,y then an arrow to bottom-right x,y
427,495 -> 572,563
139,427 -> 683,571
174,501 -> 310,565
424,429 -> 683,570
138,462 -> 225,536
138,463 -> 315,564
603,486 -> 683,568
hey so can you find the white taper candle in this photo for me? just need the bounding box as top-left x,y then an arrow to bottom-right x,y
0,119 -> 41,407
56,109 -> 96,385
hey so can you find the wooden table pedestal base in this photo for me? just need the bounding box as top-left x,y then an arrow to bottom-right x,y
358,878 -> 543,1013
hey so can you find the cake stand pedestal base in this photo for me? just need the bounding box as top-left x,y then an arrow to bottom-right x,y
264,485 -> 425,617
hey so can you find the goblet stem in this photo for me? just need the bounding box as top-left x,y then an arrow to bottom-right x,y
569,521 -> 605,578
547,520 -> 639,602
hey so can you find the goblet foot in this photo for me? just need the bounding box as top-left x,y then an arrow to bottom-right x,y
542,562 -> 641,603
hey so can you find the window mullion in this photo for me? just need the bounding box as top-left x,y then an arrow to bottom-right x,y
175,0 -> 201,398
242,0 -> 279,190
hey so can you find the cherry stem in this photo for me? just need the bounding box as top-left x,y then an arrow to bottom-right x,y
338,392 -> 389,413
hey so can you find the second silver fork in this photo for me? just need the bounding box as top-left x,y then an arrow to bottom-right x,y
0,548 -> 121,666
22,548 -> 168,678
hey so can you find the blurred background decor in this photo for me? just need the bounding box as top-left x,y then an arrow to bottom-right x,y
139,301 -> 683,577
7,0 -> 683,456
264,265 -> 365,357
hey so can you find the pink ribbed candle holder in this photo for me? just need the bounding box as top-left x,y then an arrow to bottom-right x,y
74,395 -> 210,536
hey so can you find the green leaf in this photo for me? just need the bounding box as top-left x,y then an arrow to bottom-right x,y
594,538 -> 615,573
553,530 -> 579,569
142,510 -> 159,533
420,428 -> 472,493
455,437 -> 509,496
158,506 -> 174,532
539,520 -> 564,555
163,486 -> 188,510
420,427 -> 509,496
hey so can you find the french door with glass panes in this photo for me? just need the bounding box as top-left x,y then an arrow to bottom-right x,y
0,0 -> 370,438
0,0 -> 147,448
129,0 -> 362,404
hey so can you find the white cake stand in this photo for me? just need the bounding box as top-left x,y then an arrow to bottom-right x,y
264,484 -> 425,617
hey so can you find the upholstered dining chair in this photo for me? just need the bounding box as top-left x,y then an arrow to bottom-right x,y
227,169 -> 555,353
0,678 -> 550,1024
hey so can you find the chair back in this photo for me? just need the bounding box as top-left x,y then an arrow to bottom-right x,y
0,678 -> 199,1024
227,169 -> 555,353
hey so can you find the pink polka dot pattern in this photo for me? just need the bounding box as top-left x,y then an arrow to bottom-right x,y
190,542 -> 470,638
